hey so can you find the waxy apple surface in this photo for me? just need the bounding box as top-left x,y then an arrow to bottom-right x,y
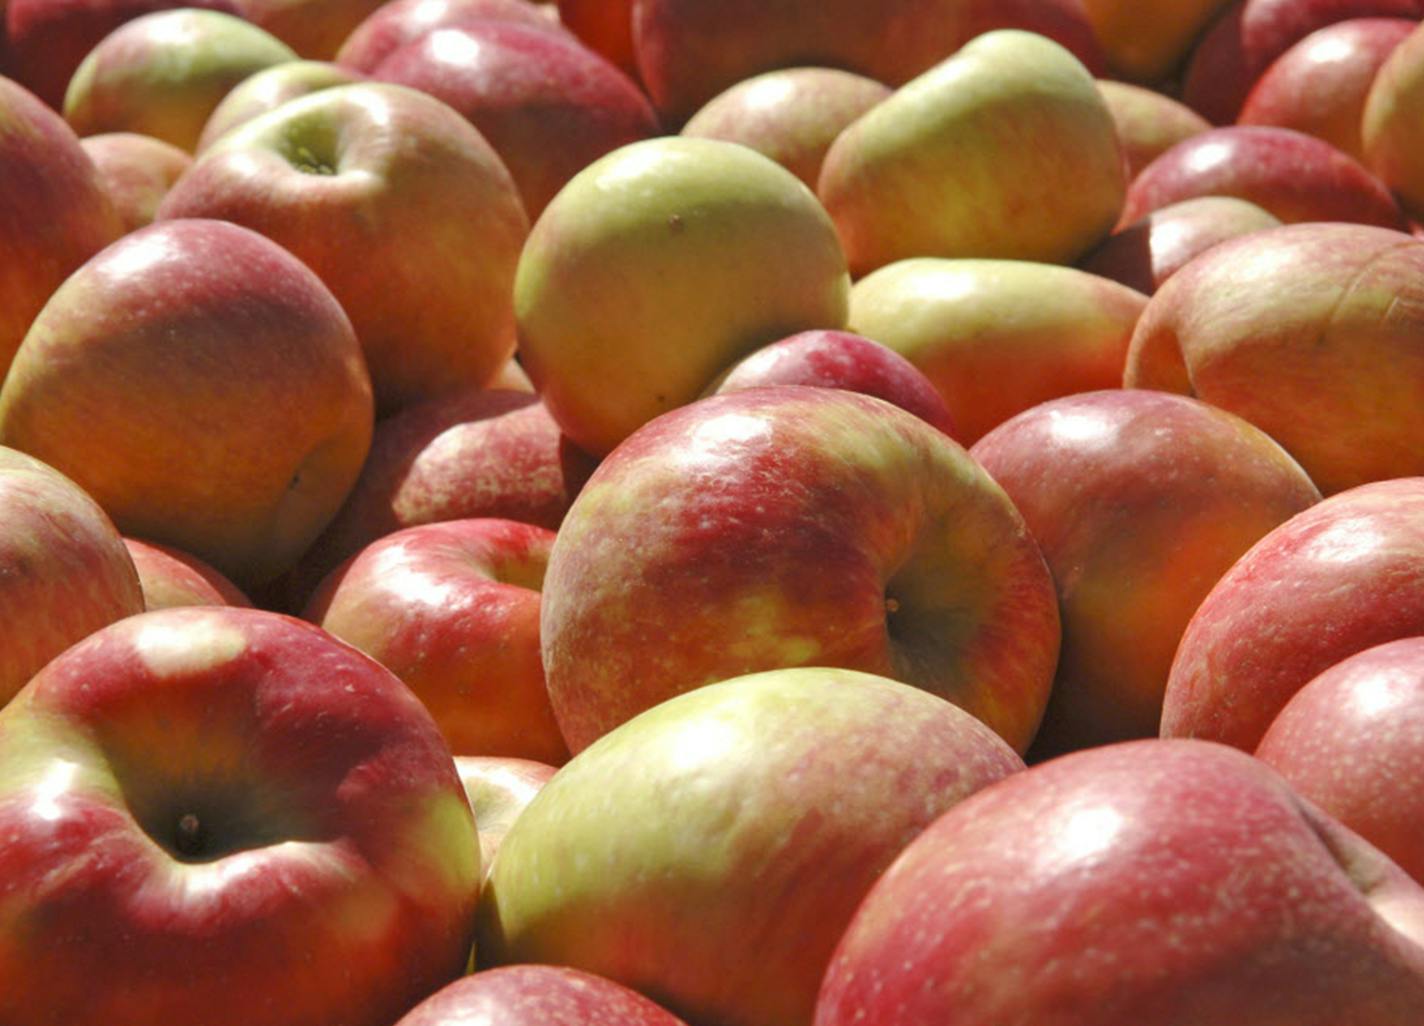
454,755 -> 554,874
338,0 -> 571,73
124,537 -> 251,609
396,965 -> 692,1026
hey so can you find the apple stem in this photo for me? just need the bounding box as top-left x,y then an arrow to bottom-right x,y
885,596 -> 901,615
174,812 -> 206,857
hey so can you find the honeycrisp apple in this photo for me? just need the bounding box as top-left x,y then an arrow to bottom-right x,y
0,606 -> 483,1026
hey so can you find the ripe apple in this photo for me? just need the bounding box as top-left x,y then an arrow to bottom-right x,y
396,965 -> 692,1026
0,218 -> 374,590
338,0 -> 570,73
970,390 -> 1320,758
1079,0 -> 1236,82
1162,477 -> 1424,750
304,518 -> 569,765
816,738 -> 1424,1025
80,131 -> 191,233
479,666 -> 1025,1026
558,0 -> 637,79
846,258 -> 1147,445
1363,19 -> 1424,220
1095,79 -> 1211,181
540,387 -> 1060,754
454,755 -> 554,874
196,59 -> 364,151
0,606 -> 482,1026
158,82 -> 529,417
515,136 -> 850,458
123,537 -> 251,609
231,0 -> 386,60
819,30 -> 1125,277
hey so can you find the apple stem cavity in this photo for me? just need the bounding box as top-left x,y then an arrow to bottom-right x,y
174,811 -> 207,858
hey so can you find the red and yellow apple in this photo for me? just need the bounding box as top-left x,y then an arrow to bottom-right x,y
396,965 -> 692,1026
123,537 -> 251,610
79,131 -> 191,233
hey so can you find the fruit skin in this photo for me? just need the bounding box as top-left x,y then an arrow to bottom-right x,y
539,386 -> 1060,755
558,0 -> 638,79
80,131 -> 191,233
1363,20 -> 1424,221
124,537 -> 251,609
818,30 -> 1125,278
1095,79 -> 1210,181
1080,0 -> 1236,82
338,0 -> 571,74
1162,477 -> 1424,751
815,738 -> 1424,1026
0,218 -> 374,591
478,666 -> 1026,1026
231,0 -> 386,61
395,965 -> 693,1026
454,756 -> 555,875
196,59 -> 364,152
0,606 -> 482,1026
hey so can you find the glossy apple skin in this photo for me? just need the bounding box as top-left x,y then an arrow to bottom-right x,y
231,0 -> 385,61
62,9 -> 298,151
1079,0 -> 1235,82
819,30 -> 1124,277
159,82 -> 529,417
816,738 -> 1424,1026
558,0 -> 637,78
397,965 -> 692,1026
0,607 -> 482,1026
1257,638 -> 1424,884
848,258 -> 1146,445
1240,18 -> 1415,161
681,67 -> 890,190
124,537 -> 251,609
196,59 -> 363,151
1364,21 -> 1424,220
1080,195 -> 1282,295
80,131 -> 190,233
1124,222 -> 1424,495
454,756 -> 554,874
711,329 -> 958,439
0,218 -> 374,590
515,137 -> 850,458
338,0 -> 570,73
1183,0 -> 1424,125
305,518 -> 569,765
1095,79 -> 1211,181
540,387 -> 1060,754
0,448 -> 144,708
1163,478 -> 1424,750
1121,125 -> 1406,229
479,667 -> 1025,1026
971,390 -> 1320,758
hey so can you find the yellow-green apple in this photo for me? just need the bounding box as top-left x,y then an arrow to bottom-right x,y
970,390 -> 1320,758
0,606 -> 482,1026
1124,222 -> 1424,494
0,218 -> 374,590
304,518 -> 569,765
0,447 -> 143,708
1364,20 -> 1424,221
1121,125 -> 1406,229
338,0 -> 572,73
62,9 -> 298,151
1163,477 -> 1424,750
558,0 -> 637,79
195,59 -> 363,151
815,738 -> 1424,1026
396,966 -> 692,1026
158,82 -> 529,416
818,30 -> 1125,277
681,67 -> 890,190
231,0 -> 385,59
710,329 -> 958,439
454,755 -> 554,875
1080,195 -> 1282,295
371,20 -> 659,219
478,667 -> 1025,1026
1240,18 -> 1415,161
1095,79 -> 1211,181
1256,638 -> 1424,884
515,137 -> 850,457
123,537 -> 251,610
847,258 -> 1147,445
0,75 -> 123,382
79,130 -> 190,232
539,387 -> 1060,754
1079,0 -> 1235,82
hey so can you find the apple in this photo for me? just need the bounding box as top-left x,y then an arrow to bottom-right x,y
681,67 -> 890,190
970,390 -> 1320,758
478,666 -> 1025,1026
0,218 -> 374,591
338,0 -> 573,73
1363,19 -> 1424,220
816,738 -> 1424,1025
710,329 -> 959,439
158,82 -> 529,417
80,131 -> 191,233
396,965 -> 692,1026
558,0 -> 637,79
540,386 -> 1060,754
846,258 -> 1147,445
1079,0 -> 1236,82
304,518 -> 570,765
453,755 -> 554,874
1240,17 -> 1416,161
371,19 -> 660,219
1124,221 -> 1424,495
515,136 -> 850,458
1095,79 -> 1211,181
231,0 -> 386,61
123,537 -> 251,610
1162,477 -> 1424,751
0,606 -> 482,1026
818,30 -> 1125,278
62,8 -> 298,152
196,59 -> 364,151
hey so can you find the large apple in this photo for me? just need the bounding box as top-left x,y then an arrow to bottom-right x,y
0,606 -> 482,1026
478,666 -> 1025,1026
159,82 -> 529,416
539,386 -> 1060,754
515,136 -> 850,458
816,738 -> 1424,1025
819,30 -> 1125,278
0,218 -> 374,590
195,59 -> 364,151
1363,19 -> 1424,220
396,966 -> 692,1026
337,0 -> 571,73
80,131 -> 191,232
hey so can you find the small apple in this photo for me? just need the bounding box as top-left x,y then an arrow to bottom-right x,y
395,965 -> 692,1026
196,59 -> 364,151
80,131 -> 191,233
1095,79 -> 1211,181
123,537 -> 251,610
454,755 -> 554,874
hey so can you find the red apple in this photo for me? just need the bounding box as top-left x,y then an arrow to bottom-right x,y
231,0 -> 385,60
0,606 -> 482,1026
1363,19 -> 1424,220
816,738 -> 1424,1025
196,59 -> 364,151
557,0 -> 637,79
79,130 -> 191,233
123,537 -> 251,610
453,755 -> 554,874
338,0 -> 572,73
1080,0 -> 1236,82
1096,79 -> 1211,181
397,965 -> 692,1026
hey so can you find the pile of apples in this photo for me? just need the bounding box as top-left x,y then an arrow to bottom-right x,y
7,0 -> 1424,1023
